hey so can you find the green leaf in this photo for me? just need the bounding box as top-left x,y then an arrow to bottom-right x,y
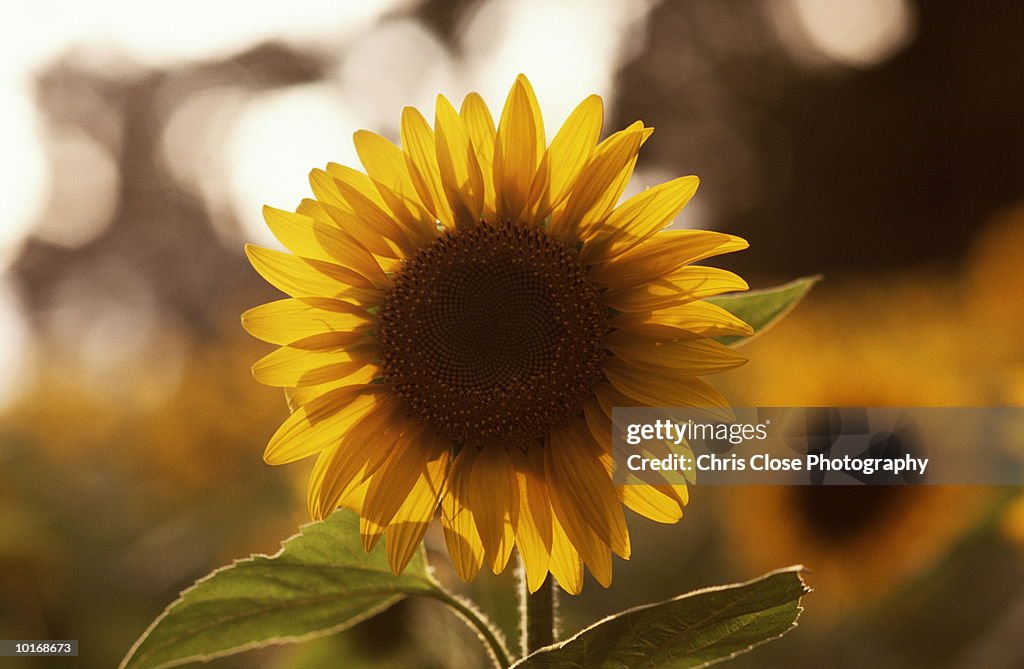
513,566 -> 810,669
120,510 -> 441,669
709,275 -> 820,347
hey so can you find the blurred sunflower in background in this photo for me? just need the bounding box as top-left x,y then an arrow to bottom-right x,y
716,264 -> 1003,620
243,74 -> 751,594
720,485 -> 983,617
965,204 -> 1024,405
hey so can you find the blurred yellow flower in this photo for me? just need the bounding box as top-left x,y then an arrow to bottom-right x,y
716,268 -> 997,619
999,493 -> 1024,547
965,204 -> 1024,404
720,485 -> 982,617
243,74 -> 751,594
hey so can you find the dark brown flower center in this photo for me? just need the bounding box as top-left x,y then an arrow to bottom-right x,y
793,486 -> 911,542
379,220 -> 607,448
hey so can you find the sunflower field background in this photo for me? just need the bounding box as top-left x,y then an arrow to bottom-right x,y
2,1 -> 1024,668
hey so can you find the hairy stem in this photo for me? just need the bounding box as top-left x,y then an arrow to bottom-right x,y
430,591 -> 512,669
521,569 -> 558,656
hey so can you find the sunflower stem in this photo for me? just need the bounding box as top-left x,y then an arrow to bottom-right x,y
430,591 -> 512,669
521,569 -> 558,657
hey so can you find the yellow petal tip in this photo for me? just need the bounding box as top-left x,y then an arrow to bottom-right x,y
262,445 -> 284,466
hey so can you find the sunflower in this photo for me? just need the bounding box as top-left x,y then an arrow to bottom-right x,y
718,485 -> 986,621
242,75 -> 751,594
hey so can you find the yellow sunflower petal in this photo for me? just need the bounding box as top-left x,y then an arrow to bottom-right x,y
308,444 -> 346,518
248,341 -> 375,375
548,512 -> 584,595
262,205 -> 391,289
611,300 -> 755,338
620,485 -> 684,523
509,448 -> 553,593
324,163 -> 388,210
526,94 -> 603,221
467,444 -> 519,574
307,399 -> 407,519
435,95 -> 485,227
284,373 -> 371,412
546,424 -> 630,563
606,335 -> 747,375
549,121 -> 645,242
603,358 -> 734,422
327,161 -> 402,212
282,330 -> 374,354
360,423 -> 433,550
309,168 -> 404,260
661,481 -> 690,506
308,167 -> 350,211
302,196 -> 404,259
494,76 -> 543,222
327,169 -> 420,257
582,398 -> 611,450
352,130 -> 426,203
575,125 -> 654,238
588,230 -> 748,286
401,106 -> 455,229
561,521 -> 613,588
310,448 -> 375,520
385,439 -> 450,573
591,385 -> 693,505
262,206 -> 333,262
541,477 -> 608,590
352,130 -> 436,244
516,75 -> 546,159
580,176 -> 700,265
583,399 -> 684,523
602,267 -> 749,312
585,402 -> 687,507
252,347 -> 378,388
441,448 -> 486,581
594,381 -> 651,413
241,298 -> 372,346
263,385 -> 380,465
244,245 -> 381,303
336,475 -> 371,515
459,92 -> 497,219
384,491 -> 443,574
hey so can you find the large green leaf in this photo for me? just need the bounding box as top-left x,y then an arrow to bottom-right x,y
120,510 -> 442,669
513,567 -> 810,669
710,275 -> 820,347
